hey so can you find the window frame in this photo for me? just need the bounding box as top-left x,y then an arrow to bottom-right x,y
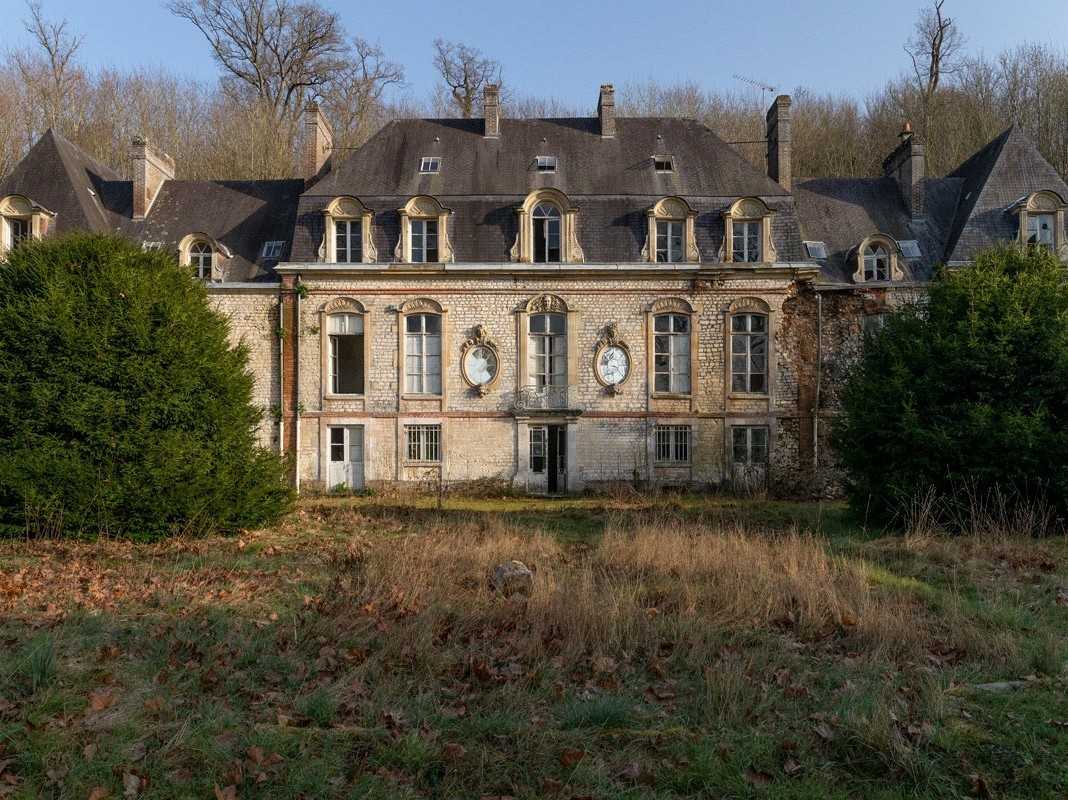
404,312 -> 443,395
653,155 -> 675,173
732,219 -> 762,263
1028,213 -> 1056,249
731,425 -> 769,466
327,313 -> 365,396
529,426 -> 547,474
189,240 -> 213,280
652,313 -> 692,396
335,218 -> 362,263
654,424 -> 692,465
404,424 -> 442,463
319,298 -> 371,403
722,197 -> 776,265
730,312 -> 769,395
527,312 -> 568,388
862,244 -> 890,281
419,156 -> 441,174
532,202 -> 562,264
535,155 -> 558,173
261,240 -> 285,260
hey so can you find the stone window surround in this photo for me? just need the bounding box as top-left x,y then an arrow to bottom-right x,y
317,416 -> 372,487
1009,190 -> 1067,260
515,294 -> 580,393
646,297 -> 699,410
851,233 -> 904,284
319,297 -> 372,404
395,195 -> 454,263
395,416 -> 447,479
721,197 -> 777,264
642,196 -> 700,264
592,322 -> 633,394
724,416 -> 776,478
645,417 -> 698,480
0,194 -> 55,257
321,196 -> 376,263
178,232 -> 229,282
725,297 -> 775,403
510,188 -> 585,264
514,416 -> 580,492
397,297 -> 449,407
460,324 -> 502,396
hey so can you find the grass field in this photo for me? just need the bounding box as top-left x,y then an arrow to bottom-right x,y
1,492 -> 1067,799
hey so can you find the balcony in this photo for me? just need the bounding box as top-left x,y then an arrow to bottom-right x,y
514,384 -> 572,412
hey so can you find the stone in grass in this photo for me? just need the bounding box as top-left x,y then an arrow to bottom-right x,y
490,560 -> 534,597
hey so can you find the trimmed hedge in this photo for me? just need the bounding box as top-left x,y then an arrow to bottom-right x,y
0,234 -> 292,539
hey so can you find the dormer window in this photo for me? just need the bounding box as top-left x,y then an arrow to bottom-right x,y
803,241 -> 827,260
1028,215 -> 1055,249
261,240 -> 285,259
323,197 -> 375,264
1008,191 -> 1066,260
8,218 -> 30,248
733,222 -> 762,262
189,241 -> 213,279
535,156 -> 557,173
644,197 -> 699,264
532,203 -> 561,263
653,156 -> 674,173
396,195 -> 454,263
336,220 -> 362,263
863,244 -> 890,281
722,198 -> 776,265
0,194 -> 54,258
419,157 -> 441,174
410,219 -> 439,263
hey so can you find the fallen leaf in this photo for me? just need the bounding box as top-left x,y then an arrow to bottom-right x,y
246,746 -> 265,765
745,767 -> 773,787
88,788 -> 110,800
214,786 -> 237,800
559,748 -> 586,767
541,777 -> 563,794
442,742 -> 466,762
88,689 -> 115,712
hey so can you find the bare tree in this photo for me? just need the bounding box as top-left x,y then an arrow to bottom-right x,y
432,39 -> 501,118
13,1 -> 86,133
320,38 -> 405,150
166,0 -> 348,121
904,0 -> 965,135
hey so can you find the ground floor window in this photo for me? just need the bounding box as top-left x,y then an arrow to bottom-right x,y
405,424 -> 441,462
530,427 -> 547,473
655,424 -> 691,464
731,426 -> 769,465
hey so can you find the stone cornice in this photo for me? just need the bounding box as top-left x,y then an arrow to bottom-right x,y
276,262 -> 820,281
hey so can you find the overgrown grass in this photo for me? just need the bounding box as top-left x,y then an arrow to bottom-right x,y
0,493 -> 1066,798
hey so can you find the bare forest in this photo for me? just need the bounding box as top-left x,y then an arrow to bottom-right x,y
2,0 -> 1066,183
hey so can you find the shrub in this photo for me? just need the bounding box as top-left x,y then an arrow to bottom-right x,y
834,245 -> 1068,524
0,233 -> 293,539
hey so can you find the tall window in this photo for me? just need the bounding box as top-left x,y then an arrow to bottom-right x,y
405,424 -> 441,462
653,314 -> 691,394
528,313 -> 566,387
732,220 -> 761,262
405,314 -> 442,394
8,218 -> 29,248
335,219 -> 362,263
656,220 -> 683,263
731,314 -> 768,394
655,425 -> 691,464
1028,214 -> 1055,249
530,427 -> 547,473
533,203 -> 561,263
863,244 -> 890,281
328,314 -> 364,394
732,426 -> 768,466
410,219 -> 439,262
189,241 -> 213,279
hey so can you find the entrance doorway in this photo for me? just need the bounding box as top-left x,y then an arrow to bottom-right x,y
530,424 -> 567,494
328,425 -> 365,490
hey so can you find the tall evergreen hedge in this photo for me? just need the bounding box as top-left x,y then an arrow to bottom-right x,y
0,234 -> 292,539
834,245 -> 1068,521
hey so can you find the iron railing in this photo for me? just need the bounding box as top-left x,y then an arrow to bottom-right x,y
514,384 -> 571,411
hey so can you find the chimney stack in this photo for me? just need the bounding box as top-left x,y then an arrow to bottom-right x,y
131,136 -> 175,220
882,122 -> 926,220
302,103 -> 333,182
598,84 -> 616,138
483,84 -> 500,138
765,94 -> 791,191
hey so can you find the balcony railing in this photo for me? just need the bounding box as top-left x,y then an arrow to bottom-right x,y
514,384 -> 571,411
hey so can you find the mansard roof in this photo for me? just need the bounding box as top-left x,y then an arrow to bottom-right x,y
310,117 -> 791,199
943,125 -> 1068,264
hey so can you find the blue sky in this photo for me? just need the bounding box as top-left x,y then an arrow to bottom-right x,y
2,0 -> 1066,106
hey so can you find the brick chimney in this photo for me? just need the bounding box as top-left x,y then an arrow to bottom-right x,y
765,95 -> 792,191
131,136 -> 175,220
302,102 -> 333,182
883,122 -> 926,220
483,84 -> 500,138
598,84 -> 615,138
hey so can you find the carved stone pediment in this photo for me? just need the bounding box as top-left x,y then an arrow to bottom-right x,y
525,294 -> 568,314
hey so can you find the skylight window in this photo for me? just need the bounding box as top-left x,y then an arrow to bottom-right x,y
899,240 -> 921,259
141,241 -> 163,251
262,240 -> 286,259
535,156 -> 558,173
803,241 -> 828,260
419,156 -> 441,174
653,155 -> 675,173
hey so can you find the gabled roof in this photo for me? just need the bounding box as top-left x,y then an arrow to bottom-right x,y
0,129 -> 127,235
309,117 -> 791,199
943,125 -> 1068,263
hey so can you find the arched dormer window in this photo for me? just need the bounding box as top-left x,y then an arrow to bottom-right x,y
511,188 -> 584,264
395,195 -> 453,264
722,197 -> 776,264
178,233 -> 229,281
852,234 -> 902,284
1008,191 -> 1066,259
321,196 -> 376,264
0,194 -> 54,258
643,196 -> 699,264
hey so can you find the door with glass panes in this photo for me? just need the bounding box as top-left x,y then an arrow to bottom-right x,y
529,424 -> 567,494
328,426 -> 365,490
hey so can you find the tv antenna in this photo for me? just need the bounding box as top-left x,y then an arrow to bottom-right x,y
732,74 -> 777,106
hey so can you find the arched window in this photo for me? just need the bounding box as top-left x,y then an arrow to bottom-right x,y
528,312 -> 566,386
722,197 -> 776,264
0,194 -> 53,258
322,197 -> 375,264
645,197 -> 699,264
862,244 -> 890,281
653,314 -> 691,394
396,196 -> 453,264
532,203 -> 562,263
730,312 -> 768,394
328,313 -> 364,394
189,241 -> 213,279
405,313 -> 442,394
1009,191 -> 1066,259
